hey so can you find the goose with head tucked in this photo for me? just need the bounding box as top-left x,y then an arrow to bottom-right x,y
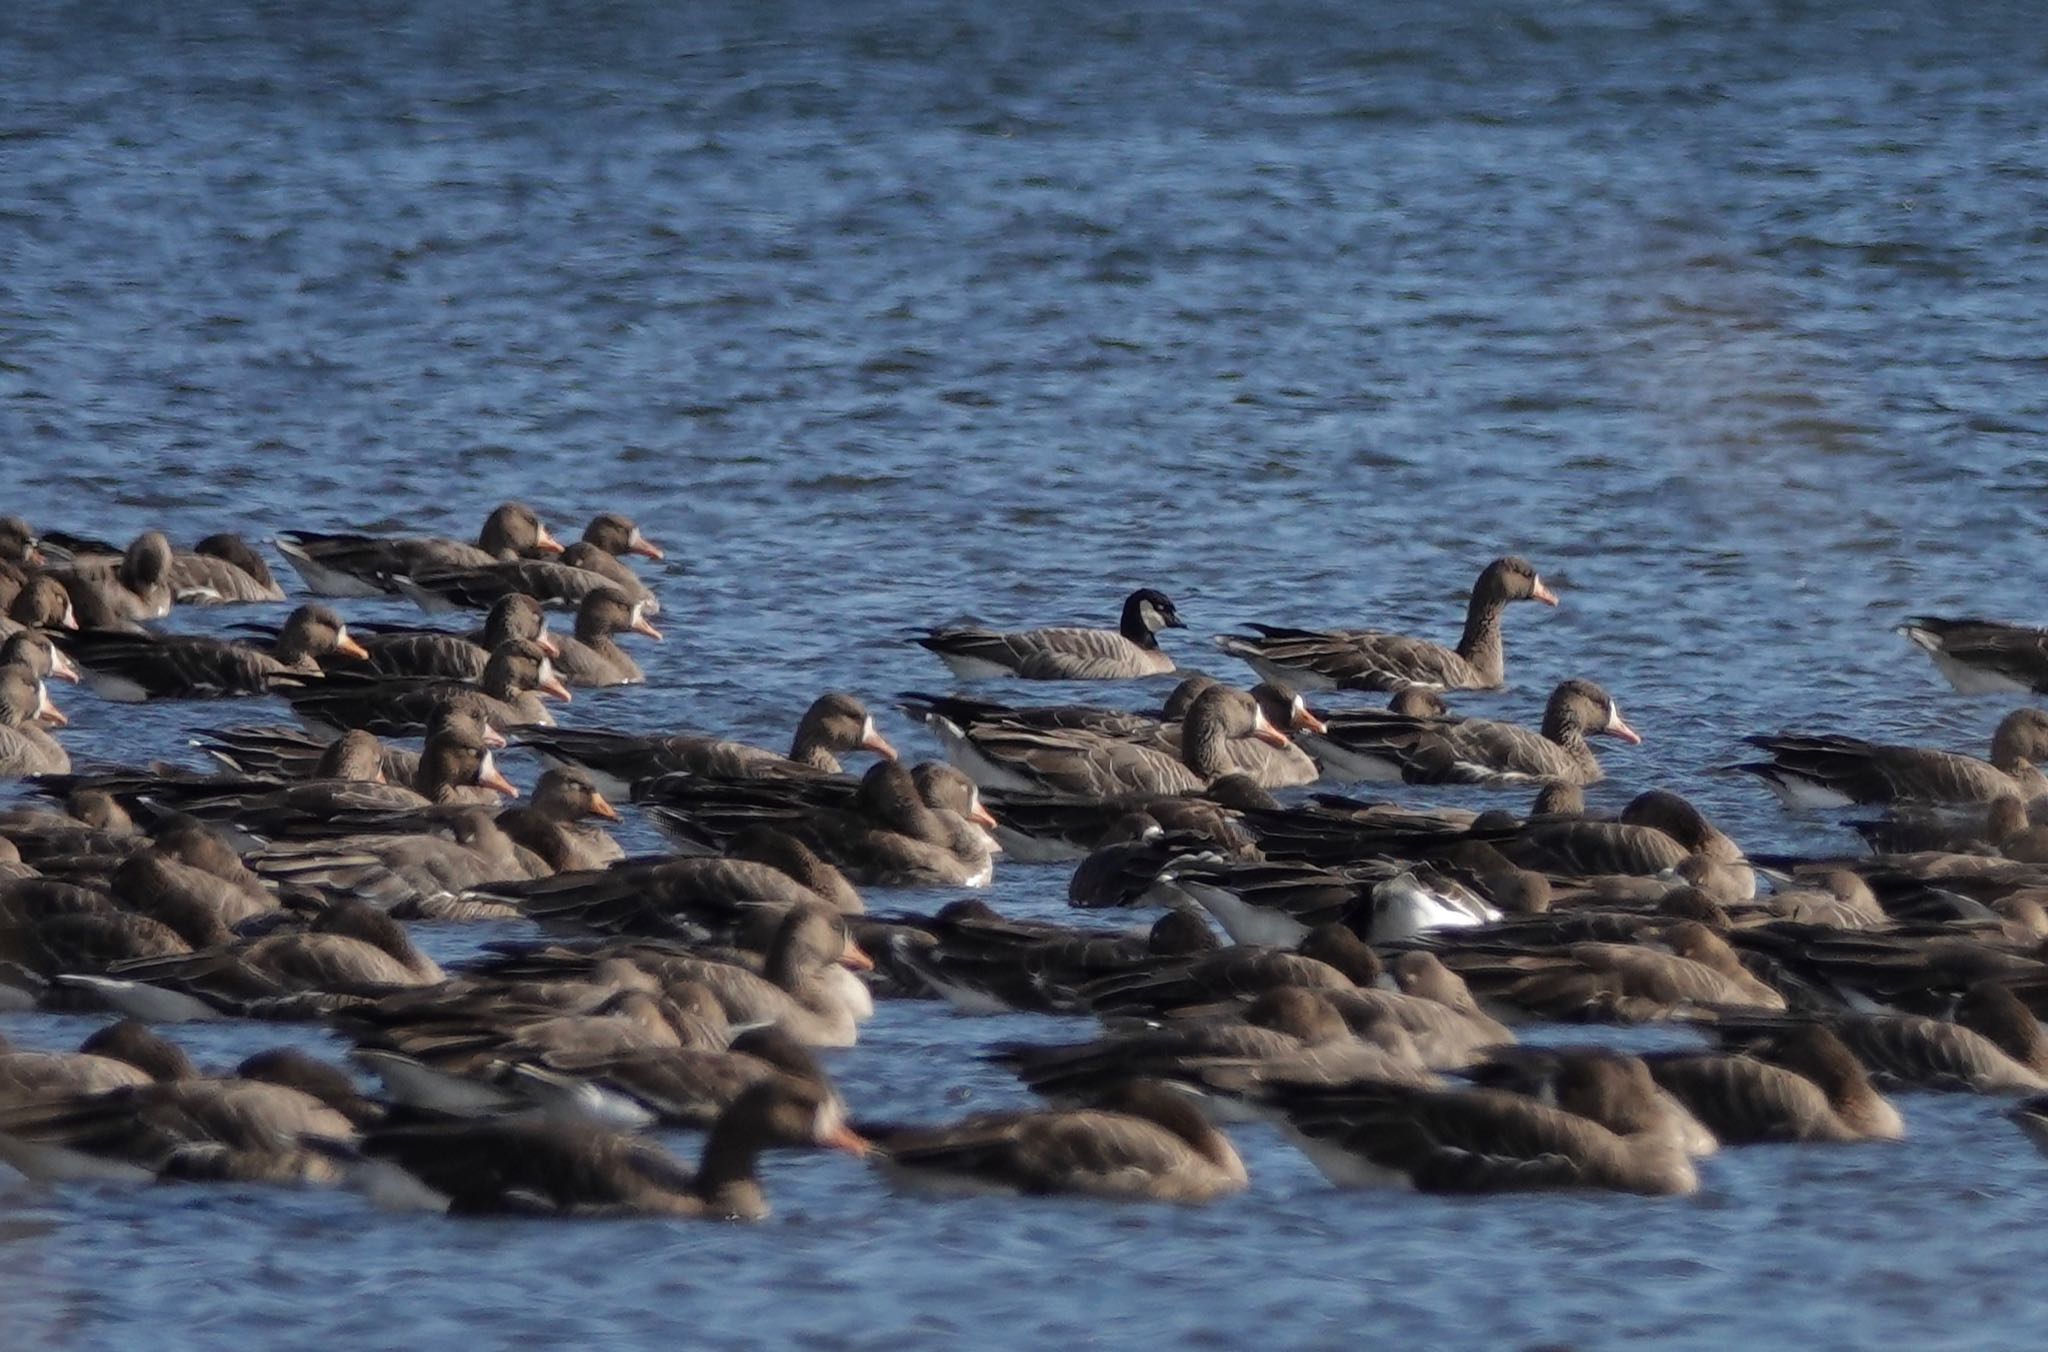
0,1021 -> 199,1107
63,604 -> 370,701
1308,678 -> 1641,787
46,531 -> 177,628
1732,709 -> 2048,809
1215,555 -> 1558,693
167,533 -> 287,605
549,588 -> 663,688
275,501 -> 563,597
520,692 -> 896,799
917,587 -> 1185,680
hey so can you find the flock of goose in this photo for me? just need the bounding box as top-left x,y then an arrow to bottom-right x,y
3,505 -> 2048,1217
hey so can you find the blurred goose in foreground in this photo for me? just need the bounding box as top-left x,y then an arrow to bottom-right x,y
329,1078 -> 863,1218
1712,987 -> 2048,1095
1253,1053 -> 1699,1195
166,534 -> 287,604
1215,556 -> 1557,693
1898,616 -> 2048,696
864,1080 -> 1247,1203
1307,678 -> 1641,786
0,1021 -> 198,1106
916,588 -> 1184,680
46,531 -> 177,627
63,604 -> 369,701
1161,856 -> 1500,948
1732,709 -> 2048,808
519,693 -> 896,799
275,501 -> 562,597
1635,1027 -> 1904,1143
550,588 -> 663,687
1435,920 -> 1787,1024
0,663 -> 70,777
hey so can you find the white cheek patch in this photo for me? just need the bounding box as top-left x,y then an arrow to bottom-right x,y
540,658 -> 558,686
1139,600 -> 1164,630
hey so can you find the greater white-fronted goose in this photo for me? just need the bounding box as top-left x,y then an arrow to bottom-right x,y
333,1078 -> 863,1218
980,777 -> 1266,863
1897,616 -> 2048,695
1256,1053 -> 1698,1195
1162,856 -> 1499,948
45,531 -> 177,628
1436,920 -> 1788,1023
0,518 -> 42,567
520,692 -> 895,798
916,588 -> 1184,680
489,768 -> 624,874
393,552 -> 640,617
1733,710 -> 2048,808
199,704 -> 509,788
247,806 -> 548,911
933,685 -> 1290,797
1484,790 -> 1754,899
167,534 -> 287,604
141,730 -> 516,833
1643,1026 -> 1904,1144
279,639 -> 571,738
0,663 -> 69,777
882,905 -> 1218,1014
551,588 -> 662,688
62,603 -> 369,701
2,630 -> 79,686
0,573 -> 78,641
1714,987 -> 2048,1095
275,502 -> 563,597
341,593 -> 559,681
559,542 -> 660,612
0,1021 -> 198,1106
643,761 -> 1000,889
1154,680 -> 1326,787
1308,679 -> 1641,786
1215,556 -> 1558,693
497,1025 -> 829,1131
1075,924 -> 1384,1015
865,1079 -> 1247,1203
578,512 -> 665,562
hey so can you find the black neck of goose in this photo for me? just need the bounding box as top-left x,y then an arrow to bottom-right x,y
693,1125 -> 769,1219
1119,596 -> 1161,650
1453,587 -> 1508,685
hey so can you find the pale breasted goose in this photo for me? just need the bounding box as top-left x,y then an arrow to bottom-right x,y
916,587 -> 1185,680
519,692 -> 896,799
62,604 -> 370,701
1732,709 -> 2048,809
864,1079 -> 1247,1203
341,592 -> 560,681
550,588 -> 663,688
332,1078 -> 864,1218
1897,616 -> 2048,696
275,501 -> 563,597
166,533 -> 287,605
1215,556 -> 1558,693
45,531 -> 177,628
1307,678 -> 1642,786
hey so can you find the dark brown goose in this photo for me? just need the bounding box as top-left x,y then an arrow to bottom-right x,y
1641,1025 -> 1904,1143
1308,678 -> 1641,786
393,551 -> 642,617
2009,1094 -> 2048,1157
936,685 -> 1291,797
549,588 -> 663,688
880,904 -> 1219,1013
491,768 -> 624,874
1255,1053 -> 1698,1195
275,502 -> 563,597
199,704 -> 510,788
1215,556 -> 1558,693
1714,987 -> 2048,1095
334,1078 -> 863,1218
495,1026 -> 829,1131
865,1079 -> 1247,1202
578,512 -> 665,562
1733,709 -> 2048,808
0,518 -> 41,568
1437,921 -> 1788,1023
1074,924 -> 1384,1015
279,639 -> 571,737
521,693 -> 896,799
1897,616 -> 2048,696
341,593 -> 560,681
62,604 -> 369,701
1486,791 -> 1752,898
45,531 -> 177,627
167,534 -> 287,605
917,588 -> 1184,680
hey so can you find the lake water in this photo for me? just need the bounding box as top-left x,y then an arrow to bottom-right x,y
4,2 -> 2048,1347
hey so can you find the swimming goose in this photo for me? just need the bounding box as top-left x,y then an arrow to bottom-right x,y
45,531 -> 177,627
880,904 -> 1218,1014
558,542 -> 660,612
1075,924 -> 1384,1015
578,512 -> 665,562
1215,556 -> 1558,693
275,502 -> 563,597
493,1025 -> 831,1131
62,604 -> 369,701
864,1079 -> 1247,1203
341,593 -> 559,681
1486,791 -> 1752,898
1897,616 -> 2048,695
0,663 -> 70,777
916,588 -> 1185,680
980,778 -> 1265,863
1639,1025 -> 1904,1143
550,588 -> 663,688
333,1078 -> 863,1218
0,574 -> 78,644
1732,710 -> 2048,809
2,630 -> 79,687
1713,987 -> 2048,1095
393,553 -> 640,617
278,639 -> 571,738
199,705 -> 508,790
935,685 -> 1291,797
0,1021 -> 198,1106
1439,921 -> 1789,1023
490,768 -> 623,874
246,806 -> 547,910
1157,856 -> 1496,948
519,693 -> 896,798
1255,1053 -> 1699,1195
1307,679 -> 1642,786
166,534 -> 287,605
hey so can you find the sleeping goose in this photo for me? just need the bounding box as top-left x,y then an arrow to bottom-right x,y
933,685 -> 1290,797
1637,1026 -> 1904,1143
62,604 -> 369,701
1733,709 -> 2048,808
0,1021 -> 198,1106
1897,616 -> 2048,695
46,531 -> 177,627
166,534 -> 287,605
518,692 -> 896,798
864,1079 -> 1247,1203
275,501 -> 563,597
1307,679 -> 1641,786
550,588 -> 663,688
1433,920 -> 1787,1023
1215,555 -> 1558,692
916,587 -> 1184,680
